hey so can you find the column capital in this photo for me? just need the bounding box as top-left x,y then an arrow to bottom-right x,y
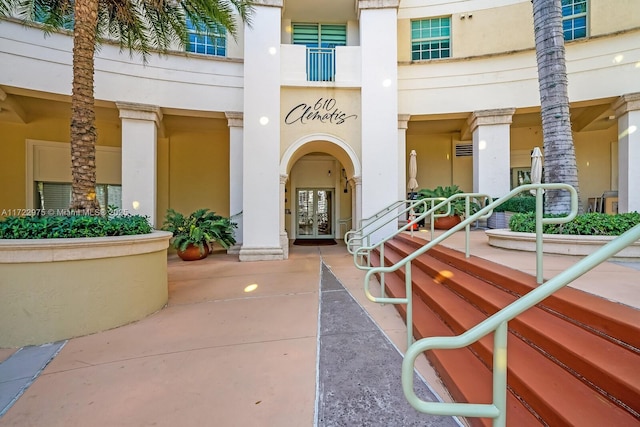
280,174 -> 288,184
352,175 -> 362,185
398,114 -> 410,130
225,111 -> 244,128
116,102 -> 163,125
613,93 -> 640,117
467,108 -> 516,132
359,0 -> 399,10
252,0 -> 283,7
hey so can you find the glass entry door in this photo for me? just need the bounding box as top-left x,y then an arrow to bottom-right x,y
297,189 -> 333,238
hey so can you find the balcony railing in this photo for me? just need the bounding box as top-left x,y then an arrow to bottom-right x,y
280,44 -> 360,86
307,47 -> 336,82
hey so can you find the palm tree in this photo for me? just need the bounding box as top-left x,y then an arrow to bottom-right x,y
532,0 -> 581,213
1,0 -> 252,212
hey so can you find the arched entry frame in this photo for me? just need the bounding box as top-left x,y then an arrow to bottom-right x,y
280,133 -> 362,243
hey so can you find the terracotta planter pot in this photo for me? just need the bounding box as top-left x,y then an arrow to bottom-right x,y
434,215 -> 462,230
177,243 -> 210,261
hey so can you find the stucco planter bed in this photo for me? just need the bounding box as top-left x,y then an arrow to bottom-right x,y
0,231 -> 172,348
485,229 -> 640,261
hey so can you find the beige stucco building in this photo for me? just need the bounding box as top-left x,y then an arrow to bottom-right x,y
1,0 -> 639,261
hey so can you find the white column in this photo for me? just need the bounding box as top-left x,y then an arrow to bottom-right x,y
226,111 -> 243,254
353,175 -> 362,230
613,93 -> 640,213
468,108 -> 515,197
239,0 -> 284,261
280,174 -> 289,260
359,0 -> 399,243
398,114 -> 410,201
116,102 -> 162,227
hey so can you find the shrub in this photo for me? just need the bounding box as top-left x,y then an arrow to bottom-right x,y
509,212 -> 640,236
494,196 -> 537,213
0,214 -> 152,239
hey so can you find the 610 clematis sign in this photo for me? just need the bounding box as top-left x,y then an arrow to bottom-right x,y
284,98 -> 358,125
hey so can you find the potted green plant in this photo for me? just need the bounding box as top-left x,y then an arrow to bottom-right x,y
416,185 -> 479,229
162,208 -> 236,261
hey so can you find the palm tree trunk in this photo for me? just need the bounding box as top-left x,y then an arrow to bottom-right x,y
69,0 -> 100,213
532,0 -> 581,214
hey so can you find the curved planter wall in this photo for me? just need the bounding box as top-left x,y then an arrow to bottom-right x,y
485,229 -> 640,261
0,231 -> 172,348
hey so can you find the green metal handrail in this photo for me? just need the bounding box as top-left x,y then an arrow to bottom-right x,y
345,198 -> 431,255
357,184 -> 577,348
353,192 -> 493,269
351,192 -> 491,345
348,193 -> 492,262
401,221 -> 640,426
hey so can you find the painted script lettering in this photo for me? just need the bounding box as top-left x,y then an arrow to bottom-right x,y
285,98 -> 358,125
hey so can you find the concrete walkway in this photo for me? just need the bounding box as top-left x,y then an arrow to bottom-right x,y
1,230 -> 638,426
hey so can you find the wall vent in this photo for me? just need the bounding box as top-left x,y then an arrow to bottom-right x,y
455,143 -> 473,157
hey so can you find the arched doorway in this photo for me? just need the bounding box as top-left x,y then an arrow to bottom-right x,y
280,134 -> 361,243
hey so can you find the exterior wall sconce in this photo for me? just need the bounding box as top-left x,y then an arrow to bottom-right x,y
342,168 -> 349,193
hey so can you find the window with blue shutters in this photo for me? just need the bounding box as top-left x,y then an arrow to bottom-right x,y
292,23 -> 346,82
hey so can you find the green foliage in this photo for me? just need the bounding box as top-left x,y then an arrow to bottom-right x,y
162,208 -> 236,255
509,212 -> 640,236
1,0 -> 254,63
0,214 -> 152,239
494,195 -> 537,213
416,185 -> 480,217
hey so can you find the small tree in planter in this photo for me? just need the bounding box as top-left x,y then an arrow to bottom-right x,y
162,208 -> 236,261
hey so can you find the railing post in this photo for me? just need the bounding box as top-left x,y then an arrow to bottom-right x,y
535,187 -> 544,284
406,262 -> 414,347
380,244 -> 386,301
465,196 -> 471,258
493,321 -> 508,427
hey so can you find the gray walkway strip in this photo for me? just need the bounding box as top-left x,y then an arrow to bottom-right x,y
0,341 -> 66,417
316,263 -> 459,426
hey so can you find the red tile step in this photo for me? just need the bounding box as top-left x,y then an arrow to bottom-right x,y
368,235 -> 640,426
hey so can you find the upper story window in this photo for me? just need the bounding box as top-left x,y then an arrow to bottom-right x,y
411,17 -> 451,60
33,5 -> 74,30
292,23 -> 346,82
186,19 -> 226,56
562,0 -> 587,41
292,23 -> 347,48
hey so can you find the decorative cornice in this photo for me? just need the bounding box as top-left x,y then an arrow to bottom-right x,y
613,92 -> 640,117
116,102 -> 163,125
467,108 -> 516,132
398,114 -> 410,129
251,0 -> 283,7
358,0 -> 399,10
225,111 -> 244,127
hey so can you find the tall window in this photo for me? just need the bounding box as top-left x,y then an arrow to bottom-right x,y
292,23 -> 346,82
411,17 -> 451,60
35,182 -> 122,214
186,19 -> 226,56
562,0 -> 587,41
